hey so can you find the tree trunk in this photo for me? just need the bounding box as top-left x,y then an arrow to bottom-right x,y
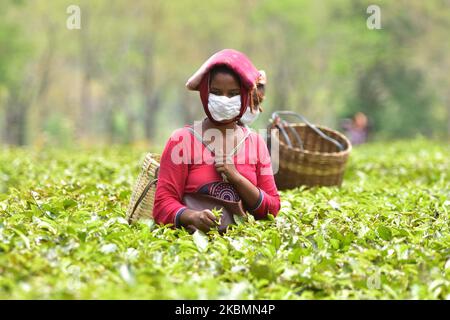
80,72 -> 93,137
144,92 -> 161,140
77,9 -> 95,141
182,90 -> 200,124
3,99 -> 27,145
2,24 -> 55,146
141,43 -> 162,142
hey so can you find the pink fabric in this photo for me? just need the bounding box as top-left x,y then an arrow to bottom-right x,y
186,49 -> 261,91
153,125 -> 281,226
186,49 -> 262,125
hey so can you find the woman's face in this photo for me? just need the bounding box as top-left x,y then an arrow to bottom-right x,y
210,72 -> 241,98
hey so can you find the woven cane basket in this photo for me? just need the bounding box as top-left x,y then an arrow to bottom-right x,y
269,111 -> 352,190
126,153 -> 161,224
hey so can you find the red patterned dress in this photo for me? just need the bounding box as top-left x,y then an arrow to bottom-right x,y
153,124 -> 281,228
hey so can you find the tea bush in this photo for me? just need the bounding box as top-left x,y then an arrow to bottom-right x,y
0,139 -> 449,299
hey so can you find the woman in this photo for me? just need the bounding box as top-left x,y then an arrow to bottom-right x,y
153,49 -> 280,233
238,69 -> 266,128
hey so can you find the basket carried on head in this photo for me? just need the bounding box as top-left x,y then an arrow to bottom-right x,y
126,153 -> 161,224
267,111 -> 352,190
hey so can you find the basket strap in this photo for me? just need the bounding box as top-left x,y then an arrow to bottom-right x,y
187,126 -> 215,153
271,111 -> 345,151
277,123 -> 294,148
128,177 -> 158,223
231,129 -> 251,156
186,126 -> 251,158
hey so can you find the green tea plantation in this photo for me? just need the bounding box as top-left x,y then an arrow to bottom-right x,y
0,138 -> 449,299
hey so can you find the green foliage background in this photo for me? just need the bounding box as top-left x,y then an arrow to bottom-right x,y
1,139 -> 449,299
0,0 -> 450,146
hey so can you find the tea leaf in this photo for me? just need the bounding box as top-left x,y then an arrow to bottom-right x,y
192,230 -> 209,252
1,139 -> 449,299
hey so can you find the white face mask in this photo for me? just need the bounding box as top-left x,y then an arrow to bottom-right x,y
207,93 -> 241,122
240,106 -> 260,126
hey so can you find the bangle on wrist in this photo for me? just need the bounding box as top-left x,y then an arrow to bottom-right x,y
175,208 -> 187,228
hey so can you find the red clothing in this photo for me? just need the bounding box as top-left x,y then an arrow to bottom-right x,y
153,124 -> 281,227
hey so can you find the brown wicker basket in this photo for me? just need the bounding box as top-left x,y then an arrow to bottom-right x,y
268,111 -> 352,190
126,153 -> 161,224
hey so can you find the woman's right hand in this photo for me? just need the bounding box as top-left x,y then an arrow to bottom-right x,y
179,208 -> 218,233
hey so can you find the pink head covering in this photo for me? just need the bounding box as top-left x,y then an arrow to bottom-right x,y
186,49 -> 263,125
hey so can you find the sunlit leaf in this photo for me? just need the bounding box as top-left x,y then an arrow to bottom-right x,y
377,226 -> 393,241
100,243 -> 118,254
192,230 -> 209,252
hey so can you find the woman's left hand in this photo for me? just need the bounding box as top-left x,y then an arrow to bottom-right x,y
215,156 -> 242,184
